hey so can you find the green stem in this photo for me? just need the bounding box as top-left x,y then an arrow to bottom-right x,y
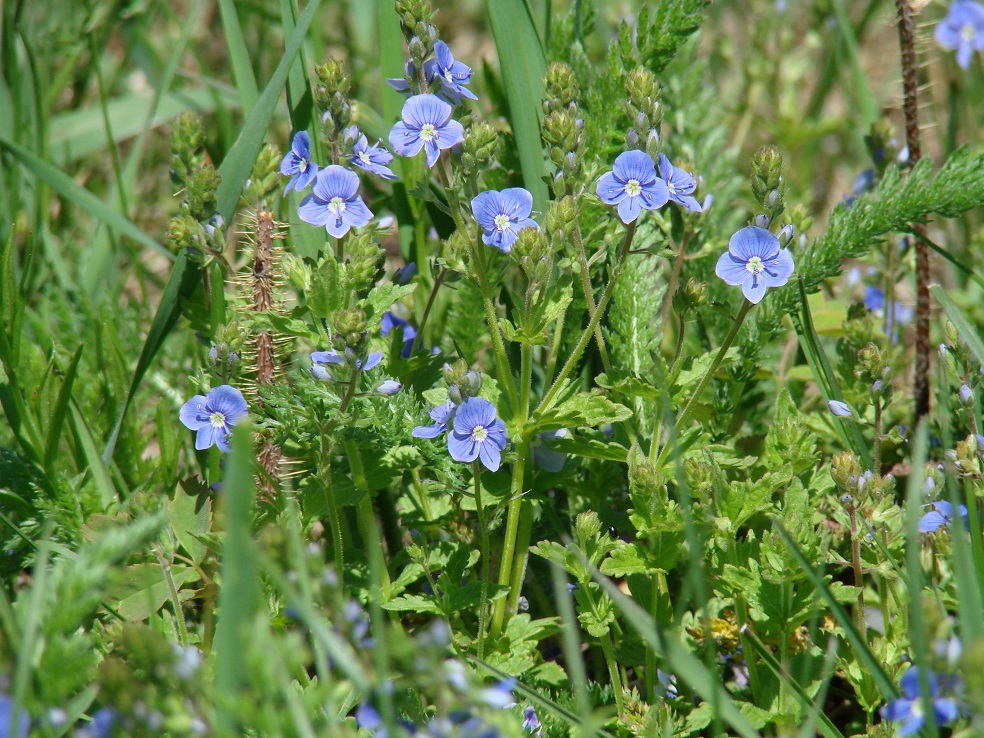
473,461 -> 490,657
572,224 -> 613,370
601,634 -> 625,715
153,544 -> 188,647
536,221 -> 637,417
490,448 -> 527,638
506,494 -> 534,617
656,299 -> 754,466
412,268 -> 447,353
348,439 -> 392,600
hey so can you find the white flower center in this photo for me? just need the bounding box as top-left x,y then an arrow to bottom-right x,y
625,179 -> 642,197
359,152 -> 371,164
493,214 -> 510,231
444,70 -> 455,83
961,22 -> 977,43
420,123 -> 437,142
328,196 -> 347,216
667,181 -> 677,194
298,160 -> 308,172
745,256 -> 765,274
209,411 -> 227,428
471,425 -> 489,443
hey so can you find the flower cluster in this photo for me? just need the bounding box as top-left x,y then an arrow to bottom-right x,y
596,149 -> 703,225
412,370 -> 508,472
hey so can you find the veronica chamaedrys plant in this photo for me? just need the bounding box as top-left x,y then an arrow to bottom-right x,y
298,165 -> 373,238
935,0 -> 984,69
179,385 -> 248,452
389,94 -> 464,167
596,150 -> 669,224
715,225 -> 794,304
349,131 -> 398,180
280,131 -> 318,193
470,188 -> 538,253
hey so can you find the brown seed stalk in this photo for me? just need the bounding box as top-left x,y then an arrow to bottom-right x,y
895,0 -> 931,422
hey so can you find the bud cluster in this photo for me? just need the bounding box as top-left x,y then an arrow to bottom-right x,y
458,121 -> 498,181
345,230 -> 384,294
207,323 -> 245,383
394,0 -> 438,68
315,57 -> 354,142
672,278 -> 709,317
623,67 -> 662,159
749,145 -> 785,226
332,307 -> 369,353
857,343 -> 893,398
542,63 -> 585,197
167,112 -> 222,253
511,226 -> 552,286
443,360 -> 483,404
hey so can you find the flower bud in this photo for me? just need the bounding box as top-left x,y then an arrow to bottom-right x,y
960,384 -> 974,405
394,262 -> 417,284
778,223 -> 794,246
376,379 -> 402,396
828,400 -> 853,418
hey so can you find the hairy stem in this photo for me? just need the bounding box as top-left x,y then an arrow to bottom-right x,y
473,462 -> 490,657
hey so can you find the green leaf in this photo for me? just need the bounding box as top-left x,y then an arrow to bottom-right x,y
113,563 -> 193,621
551,434 -> 629,462
215,0 -> 323,222
307,254 -> 348,319
362,282 -> 416,321
485,0 -> 548,212
535,387 -> 632,432
169,485 -> 211,566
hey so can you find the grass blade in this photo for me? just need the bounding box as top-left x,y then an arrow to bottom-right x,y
102,250 -> 201,464
485,0 -> 549,212
69,402 -> 118,509
218,0 -> 260,114
43,343 -> 83,470
0,135 -> 172,261
215,0 -> 323,223
931,284 -> 984,369
213,422 -> 259,735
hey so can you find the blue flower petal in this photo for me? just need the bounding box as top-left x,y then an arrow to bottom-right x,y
311,350 -> 345,365
363,352 -> 383,371
448,430 -> 479,462
918,511 -> 947,533
207,385 -> 248,421
596,171 -> 625,205
180,395 -> 210,431
612,150 -> 657,185
715,251 -> 748,287
729,226 -> 780,262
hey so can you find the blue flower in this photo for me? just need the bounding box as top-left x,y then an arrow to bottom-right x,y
448,397 -> 508,471
471,188 -> 538,253
381,311 -> 418,357
310,349 -> 382,380
350,132 -> 398,180
389,94 -> 464,168
393,262 -> 417,284
281,131 -> 318,193
596,150 -> 669,224
412,401 -> 456,438
0,693 -> 29,738
919,500 -> 969,533
522,706 -> 541,735
657,154 -> 702,213
478,677 -> 516,709
715,226 -> 795,304
532,428 -> 568,472
864,285 -> 913,335
430,41 -> 478,103
881,666 -> 960,736
935,1 -> 984,69
299,166 -> 373,238
179,385 -> 248,453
